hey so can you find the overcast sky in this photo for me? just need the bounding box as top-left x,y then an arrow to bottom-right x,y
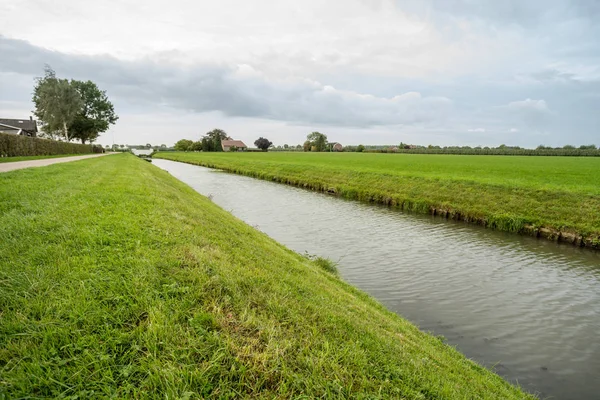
1,0 -> 598,147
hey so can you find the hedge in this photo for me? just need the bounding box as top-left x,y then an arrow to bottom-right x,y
0,133 -> 102,157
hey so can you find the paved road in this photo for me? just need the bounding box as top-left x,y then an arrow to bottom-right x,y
0,153 -> 112,173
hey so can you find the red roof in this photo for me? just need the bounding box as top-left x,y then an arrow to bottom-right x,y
221,140 -> 247,148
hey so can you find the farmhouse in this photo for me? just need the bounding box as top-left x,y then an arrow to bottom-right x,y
0,117 -> 38,137
331,142 -> 343,152
221,139 -> 247,151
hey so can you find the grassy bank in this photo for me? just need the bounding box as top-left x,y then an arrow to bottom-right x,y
154,152 -> 600,248
0,154 -> 82,163
0,154 -> 533,398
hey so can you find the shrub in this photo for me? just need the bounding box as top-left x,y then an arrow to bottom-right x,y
0,133 -> 93,157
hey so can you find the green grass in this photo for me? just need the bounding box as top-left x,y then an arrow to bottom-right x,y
0,154 -> 533,398
154,152 -> 600,247
0,154 -> 84,163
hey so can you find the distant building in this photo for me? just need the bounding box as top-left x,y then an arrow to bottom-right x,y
331,142 -> 343,152
221,139 -> 247,151
132,149 -> 153,156
0,117 -> 38,137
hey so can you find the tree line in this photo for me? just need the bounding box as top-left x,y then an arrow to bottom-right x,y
33,66 -> 118,144
174,129 -> 274,152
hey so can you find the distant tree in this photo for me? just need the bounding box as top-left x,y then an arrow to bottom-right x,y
283,144 -> 289,149
202,129 -> 228,152
69,80 -> 118,144
201,137 -> 214,152
296,144 -> 302,150
160,144 -> 167,148
254,137 -> 273,151
306,131 -> 328,152
32,66 -> 83,142
229,145 -> 238,152
145,143 -> 152,149
120,144 -> 125,149
579,144 -> 597,150
174,139 -> 194,151
563,144 -> 575,149
303,140 -> 312,152
191,141 -> 203,151
356,144 -> 365,153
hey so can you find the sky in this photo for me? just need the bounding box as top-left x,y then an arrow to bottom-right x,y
1,0 -> 599,147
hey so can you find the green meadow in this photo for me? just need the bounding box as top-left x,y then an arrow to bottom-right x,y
155,152 -> 600,247
0,154 -> 533,398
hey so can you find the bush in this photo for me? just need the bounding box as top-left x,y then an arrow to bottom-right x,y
0,133 -> 94,157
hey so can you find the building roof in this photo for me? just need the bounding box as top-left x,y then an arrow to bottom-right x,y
221,139 -> 247,148
0,118 -> 38,133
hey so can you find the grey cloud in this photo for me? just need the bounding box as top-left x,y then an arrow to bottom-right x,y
0,35 -> 451,127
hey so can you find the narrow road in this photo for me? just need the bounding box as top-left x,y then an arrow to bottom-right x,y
0,153 -> 112,173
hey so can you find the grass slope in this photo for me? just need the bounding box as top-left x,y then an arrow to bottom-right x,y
154,152 -> 600,248
0,154 -> 533,398
0,154 -> 83,163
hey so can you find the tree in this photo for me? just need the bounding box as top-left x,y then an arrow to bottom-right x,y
191,141 -> 203,151
303,140 -> 312,152
69,80 -> 118,144
174,139 -> 194,151
201,137 -> 214,152
356,144 -> 365,152
283,144 -> 289,149
33,66 -> 83,142
306,131 -> 328,152
254,137 -> 273,151
146,143 -> 152,149
202,128 -> 228,152
160,144 -> 167,148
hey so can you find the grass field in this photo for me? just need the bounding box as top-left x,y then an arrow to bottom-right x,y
0,154 -> 533,398
154,152 -> 600,247
0,154 -> 82,163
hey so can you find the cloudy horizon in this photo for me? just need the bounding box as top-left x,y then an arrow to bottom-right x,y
1,0 -> 598,148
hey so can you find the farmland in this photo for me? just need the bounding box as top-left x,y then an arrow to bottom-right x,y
0,154 -> 533,398
154,152 -> 600,247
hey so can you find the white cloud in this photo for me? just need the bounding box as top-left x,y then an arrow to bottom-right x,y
509,128 -> 519,132
467,128 -> 486,132
507,98 -> 549,112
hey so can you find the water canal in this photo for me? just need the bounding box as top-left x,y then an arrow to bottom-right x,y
153,159 -> 600,400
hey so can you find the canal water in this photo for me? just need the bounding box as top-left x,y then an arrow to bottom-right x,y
153,159 -> 600,400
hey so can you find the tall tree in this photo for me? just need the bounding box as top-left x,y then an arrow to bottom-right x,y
201,137 -> 214,152
69,80 -> 118,144
32,66 -> 83,142
204,128 -> 228,152
306,131 -> 328,152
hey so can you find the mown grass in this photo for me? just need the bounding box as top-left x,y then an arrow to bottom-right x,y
0,154 -> 82,163
154,152 -> 600,247
0,154 -> 534,398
